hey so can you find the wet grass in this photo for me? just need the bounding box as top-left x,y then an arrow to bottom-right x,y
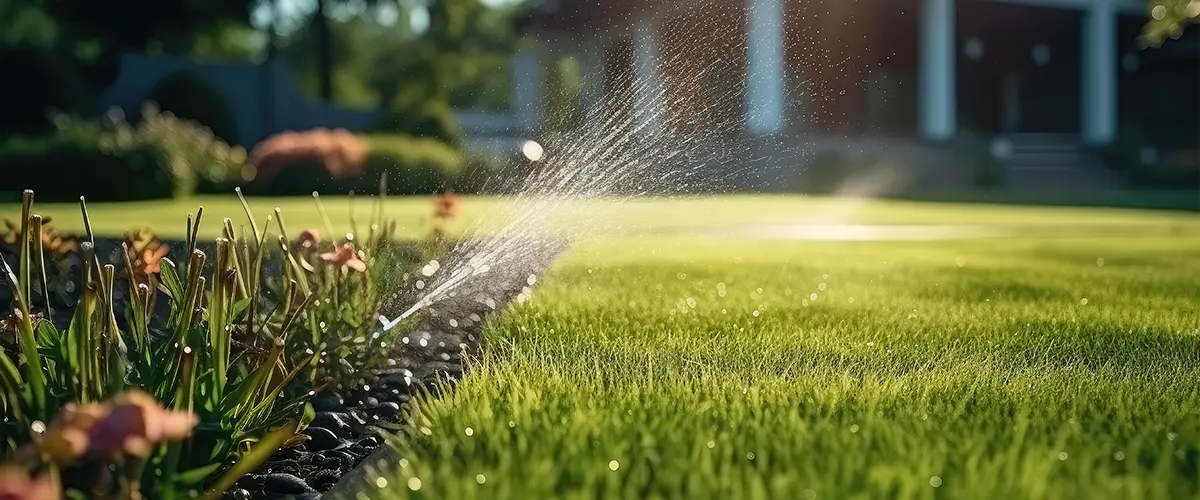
370,207 -> 1200,499
2,194 -> 1196,240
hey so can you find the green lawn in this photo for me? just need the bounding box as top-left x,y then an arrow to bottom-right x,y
5,195 -> 1200,498
352,199 -> 1198,499
3,193 -> 1197,241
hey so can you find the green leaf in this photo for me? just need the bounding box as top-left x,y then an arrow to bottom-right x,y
159,258 -> 184,303
174,463 -> 224,487
34,320 -> 58,349
230,299 -> 251,322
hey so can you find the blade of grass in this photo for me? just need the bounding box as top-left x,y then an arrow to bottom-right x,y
312,192 -> 337,242
30,215 -> 51,322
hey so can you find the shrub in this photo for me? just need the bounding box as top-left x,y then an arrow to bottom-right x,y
0,46 -> 95,136
247,128 -> 369,195
247,131 -> 463,195
146,69 -> 241,145
0,129 -> 172,202
373,100 -> 463,148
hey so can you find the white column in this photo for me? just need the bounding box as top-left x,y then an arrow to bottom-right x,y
632,16 -> 666,135
512,43 -> 543,134
919,0 -> 956,141
1081,1 -> 1117,146
746,0 -> 785,135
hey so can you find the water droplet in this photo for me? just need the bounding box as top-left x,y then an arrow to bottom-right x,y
686,298 -> 696,308
465,427 -> 474,436
1169,432 -> 1178,441
1114,451 -> 1125,461
508,421 -> 516,428
721,309 -> 727,314
848,297 -> 855,304
527,274 -> 538,286
810,293 -> 818,301
1096,257 -> 1105,266
956,255 -> 967,267
419,338 -> 428,347
707,440 -> 715,449
746,452 -> 756,460
476,474 -> 486,484
818,283 -> 827,291
407,477 -> 422,491
753,310 -> 760,317
930,476 -> 942,488
1081,298 -> 1089,306
399,458 -> 409,468
416,280 -> 425,290
756,287 -> 763,294
849,424 -> 860,433
804,489 -> 817,500
609,460 -> 620,471
677,273 -> 687,280
30,420 -> 45,434
1058,452 -> 1069,460
375,477 -> 388,488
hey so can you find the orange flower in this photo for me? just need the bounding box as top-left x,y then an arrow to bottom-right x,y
319,243 -> 367,273
141,245 -> 169,275
0,466 -> 57,500
41,390 -> 198,462
433,192 -> 461,219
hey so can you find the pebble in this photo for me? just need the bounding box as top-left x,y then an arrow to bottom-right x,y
256,473 -> 316,494
311,412 -> 352,433
305,427 -> 343,451
225,488 -> 250,500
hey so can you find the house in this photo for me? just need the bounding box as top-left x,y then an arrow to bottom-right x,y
515,0 -> 1200,190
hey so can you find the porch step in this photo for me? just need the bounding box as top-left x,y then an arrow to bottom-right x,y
1001,134 -> 1123,191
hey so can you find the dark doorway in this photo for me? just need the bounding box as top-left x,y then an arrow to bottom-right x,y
957,0 -> 1082,135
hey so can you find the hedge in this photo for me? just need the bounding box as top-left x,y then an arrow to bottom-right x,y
0,134 -> 174,202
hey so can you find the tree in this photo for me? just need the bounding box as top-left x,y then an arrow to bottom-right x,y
278,0 -> 519,110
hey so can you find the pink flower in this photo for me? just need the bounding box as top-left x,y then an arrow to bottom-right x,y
41,390 -> 198,461
0,467 -> 57,500
319,243 -> 367,273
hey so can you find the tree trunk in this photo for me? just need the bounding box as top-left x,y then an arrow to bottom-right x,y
316,0 -> 334,101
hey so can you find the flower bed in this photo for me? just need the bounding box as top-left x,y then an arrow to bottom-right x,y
0,189 -> 555,499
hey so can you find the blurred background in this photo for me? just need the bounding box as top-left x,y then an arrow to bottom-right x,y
0,0 -> 1196,204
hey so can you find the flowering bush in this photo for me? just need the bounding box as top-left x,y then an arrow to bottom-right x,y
248,128 -> 369,183
246,131 -> 463,196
